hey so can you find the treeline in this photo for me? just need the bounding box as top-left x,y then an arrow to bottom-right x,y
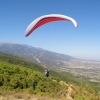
0,53 -> 45,72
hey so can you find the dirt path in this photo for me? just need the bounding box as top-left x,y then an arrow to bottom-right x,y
59,81 -> 73,100
66,86 -> 73,100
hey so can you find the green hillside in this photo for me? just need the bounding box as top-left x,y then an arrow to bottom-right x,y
0,53 -> 100,100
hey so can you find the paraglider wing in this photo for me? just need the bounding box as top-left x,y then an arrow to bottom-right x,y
25,14 -> 78,37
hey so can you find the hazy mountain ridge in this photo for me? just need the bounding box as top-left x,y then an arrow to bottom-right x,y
0,42 -> 100,82
0,42 -> 74,68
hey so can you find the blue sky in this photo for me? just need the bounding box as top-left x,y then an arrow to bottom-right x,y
0,0 -> 100,61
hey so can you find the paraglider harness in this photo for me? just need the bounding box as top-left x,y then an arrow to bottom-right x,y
44,70 -> 50,77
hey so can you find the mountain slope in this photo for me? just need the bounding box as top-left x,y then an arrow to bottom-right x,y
0,42 -> 74,68
0,53 -> 99,100
1,42 -> 100,83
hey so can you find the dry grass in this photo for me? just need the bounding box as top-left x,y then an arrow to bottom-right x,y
0,91 -> 67,100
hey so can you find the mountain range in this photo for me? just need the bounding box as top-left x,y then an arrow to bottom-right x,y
0,42 -> 100,81
0,42 -> 74,68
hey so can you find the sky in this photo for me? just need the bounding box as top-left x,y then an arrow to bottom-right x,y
0,0 -> 100,61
